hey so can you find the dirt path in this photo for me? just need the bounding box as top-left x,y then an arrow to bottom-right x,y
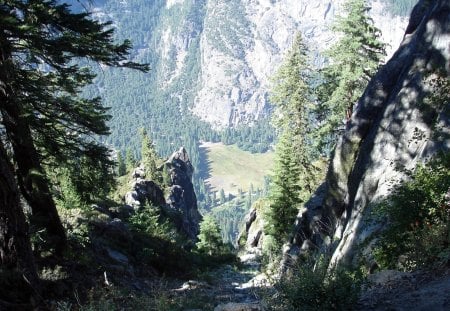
170,253 -> 268,310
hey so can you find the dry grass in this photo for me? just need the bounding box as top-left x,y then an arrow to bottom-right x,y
200,142 -> 274,195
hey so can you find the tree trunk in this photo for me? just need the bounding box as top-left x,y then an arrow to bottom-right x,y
0,33 -> 67,256
0,139 -> 40,305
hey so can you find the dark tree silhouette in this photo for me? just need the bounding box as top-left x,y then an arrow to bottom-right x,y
0,0 -> 147,255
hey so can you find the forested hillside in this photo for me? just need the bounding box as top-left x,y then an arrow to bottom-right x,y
5,1 -> 446,310
83,0 -> 412,161
77,0 -> 414,230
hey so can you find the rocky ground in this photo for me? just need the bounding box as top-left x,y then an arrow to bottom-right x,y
168,252 -> 268,311
357,268 -> 450,311
167,260 -> 450,311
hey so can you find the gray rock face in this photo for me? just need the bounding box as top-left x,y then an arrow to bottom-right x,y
214,302 -> 264,311
166,147 -> 202,241
238,204 -> 265,254
283,0 -> 450,270
96,1 -> 409,130
106,248 -> 129,265
122,148 -> 202,241
124,165 -> 166,209
94,218 -> 132,247
192,0 -> 409,129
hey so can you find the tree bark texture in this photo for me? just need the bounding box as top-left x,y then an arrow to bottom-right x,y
0,139 -> 40,304
0,32 -> 67,256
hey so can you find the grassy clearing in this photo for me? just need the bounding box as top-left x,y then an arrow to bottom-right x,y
200,142 -> 274,195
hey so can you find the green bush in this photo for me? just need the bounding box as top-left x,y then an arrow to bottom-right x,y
55,280 -> 218,311
196,215 -> 227,256
373,152 -> 450,270
128,204 -> 176,240
266,256 -> 363,311
261,234 -> 281,269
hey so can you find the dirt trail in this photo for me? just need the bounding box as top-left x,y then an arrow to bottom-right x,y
170,253 -> 267,310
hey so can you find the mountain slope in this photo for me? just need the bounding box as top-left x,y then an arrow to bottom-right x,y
82,0 -> 415,155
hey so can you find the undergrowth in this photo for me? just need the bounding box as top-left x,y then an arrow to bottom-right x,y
265,256 -> 363,311
54,282 -> 215,311
373,152 -> 450,270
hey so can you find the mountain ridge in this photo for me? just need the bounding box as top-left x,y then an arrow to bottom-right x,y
85,0 -> 415,154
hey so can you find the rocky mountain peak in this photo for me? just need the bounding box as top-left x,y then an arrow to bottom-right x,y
123,147 -> 202,242
165,147 -> 202,241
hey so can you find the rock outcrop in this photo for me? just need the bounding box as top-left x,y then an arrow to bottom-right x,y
283,0 -> 450,270
165,147 -> 202,241
238,206 -> 264,252
123,148 -> 202,241
124,164 -> 166,209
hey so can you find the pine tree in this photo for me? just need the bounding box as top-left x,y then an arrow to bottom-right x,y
212,191 -> 217,205
315,0 -> 385,153
220,188 -> 226,204
265,33 -> 315,245
117,152 -> 126,176
0,1 -> 147,255
265,131 -> 302,244
0,140 -> 40,303
141,128 -> 162,183
64,155 -> 116,203
238,188 -> 244,199
55,168 -> 84,210
270,33 -> 311,135
125,148 -> 136,173
196,215 -> 223,256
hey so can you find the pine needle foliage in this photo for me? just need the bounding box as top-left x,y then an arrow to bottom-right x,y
141,128 -> 162,184
315,0 -> 386,153
265,33 -> 317,246
373,152 -> 450,270
0,0 -> 147,253
196,215 -> 224,256
117,152 -> 127,176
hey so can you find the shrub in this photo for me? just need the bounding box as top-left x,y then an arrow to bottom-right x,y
266,256 -> 363,311
261,234 -> 281,269
196,215 -> 224,256
128,204 -> 175,240
373,152 -> 450,270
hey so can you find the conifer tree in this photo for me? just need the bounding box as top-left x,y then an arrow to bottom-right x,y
55,167 -> 84,210
125,148 -> 136,173
0,140 -> 40,304
265,131 -> 302,244
0,1 -> 147,255
196,215 -> 223,256
141,128 -> 162,184
220,188 -> 226,204
315,0 -> 385,153
265,33 -> 315,245
117,152 -> 126,176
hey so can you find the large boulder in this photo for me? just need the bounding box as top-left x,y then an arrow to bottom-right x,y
124,164 -> 166,209
283,0 -> 450,270
165,147 -> 202,241
238,203 -> 265,252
